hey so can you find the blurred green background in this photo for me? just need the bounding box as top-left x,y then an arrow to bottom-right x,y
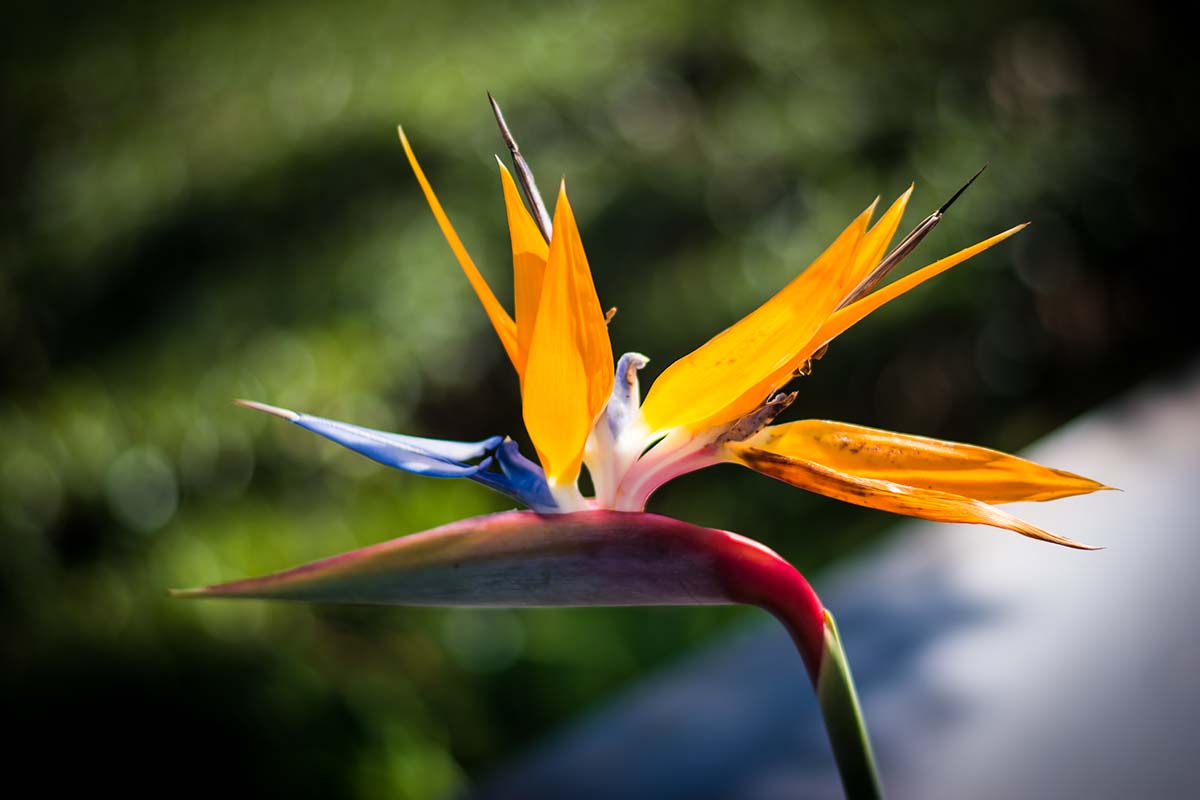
2,0 -> 1192,797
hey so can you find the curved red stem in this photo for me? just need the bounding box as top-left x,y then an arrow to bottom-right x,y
708,529 -> 827,683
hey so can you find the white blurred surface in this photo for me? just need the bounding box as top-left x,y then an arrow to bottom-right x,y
476,364 -> 1200,799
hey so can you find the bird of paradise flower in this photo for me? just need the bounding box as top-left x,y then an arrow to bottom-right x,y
176,96 -> 1107,798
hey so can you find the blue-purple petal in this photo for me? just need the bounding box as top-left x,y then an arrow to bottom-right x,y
471,439 -> 559,512
291,413 -> 494,476
236,400 -> 556,510
496,440 -> 558,511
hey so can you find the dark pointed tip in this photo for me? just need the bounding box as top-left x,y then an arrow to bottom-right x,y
938,163 -> 989,215
488,92 -> 517,148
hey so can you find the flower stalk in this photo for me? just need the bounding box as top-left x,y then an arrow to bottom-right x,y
818,611 -> 883,799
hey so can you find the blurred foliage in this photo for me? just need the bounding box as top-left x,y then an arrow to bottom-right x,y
1,0 -> 1193,797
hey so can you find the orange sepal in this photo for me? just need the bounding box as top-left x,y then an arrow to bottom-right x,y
498,160 -> 549,374
729,442 -> 1098,549
813,223 -> 1028,351
521,183 -> 613,485
748,420 -> 1111,504
398,126 -> 520,370
641,203 -> 875,435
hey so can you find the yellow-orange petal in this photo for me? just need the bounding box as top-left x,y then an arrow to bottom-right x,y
846,186 -> 913,292
398,126 -> 520,370
745,419 -> 1110,504
522,183 -> 613,485
498,160 -> 549,375
727,443 -> 1097,549
640,203 -> 875,435
812,223 -> 1028,351
728,189 -> 913,412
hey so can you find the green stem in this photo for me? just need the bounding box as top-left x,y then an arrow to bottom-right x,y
816,609 -> 883,799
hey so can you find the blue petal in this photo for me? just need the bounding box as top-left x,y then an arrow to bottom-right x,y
360,429 -> 504,463
292,415 -> 496,477
471,439 -> 559,512
236,401 -> 557,511
237,400 -> 499,478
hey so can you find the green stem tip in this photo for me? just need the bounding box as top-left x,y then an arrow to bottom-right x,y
817,609 -> 883,799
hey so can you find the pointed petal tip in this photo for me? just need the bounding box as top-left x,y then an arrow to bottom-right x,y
994,222 -> 1031,240
1034,527 -> 1102,550
1070,477 -> 1119,496
234,399 -> 299,422
988,512 -> 1102,551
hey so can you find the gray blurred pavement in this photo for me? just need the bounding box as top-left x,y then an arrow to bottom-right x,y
475,363 -> 1200,799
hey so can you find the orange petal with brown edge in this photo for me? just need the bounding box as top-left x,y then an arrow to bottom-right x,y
746,419 -> 1112,504
727,443 -> 1099,550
